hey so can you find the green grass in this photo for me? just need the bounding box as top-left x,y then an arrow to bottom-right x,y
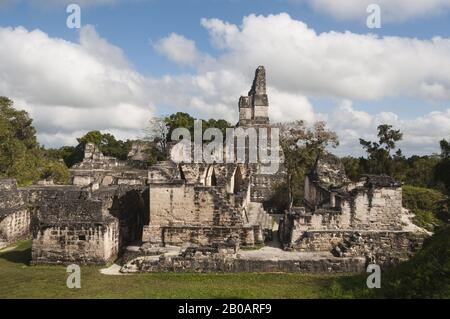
402,185 -> 448,230
5,230 -> 447,299
0,241 -> 364,299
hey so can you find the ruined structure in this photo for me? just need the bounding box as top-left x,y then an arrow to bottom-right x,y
0,179 -> 30,249
71,142 -> 148,187
279,154 -> 428,266
0,66 -> 429,272
238,66 -> 269,126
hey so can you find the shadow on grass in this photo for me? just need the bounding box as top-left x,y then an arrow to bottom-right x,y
0,241 -> 32,266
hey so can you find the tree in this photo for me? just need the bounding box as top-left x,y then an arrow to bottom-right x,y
359,124 -> 403,176
341,156 -> 361,181
163,112 -> 232,142
435,139 -> 450,194
146,116 -> 169,152
277,120 -> 339,210
0,96 -> 69,185
144,113 -> 233,166
60,131 -> 133,167
164,112 -> 195,141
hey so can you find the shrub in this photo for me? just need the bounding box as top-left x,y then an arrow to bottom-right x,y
403,185 -> 448,230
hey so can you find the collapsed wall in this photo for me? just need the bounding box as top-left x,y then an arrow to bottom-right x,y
29,185 -> 148,265
143,161 -> 263,248
0,179 -> 30,249
71,142 -> 148,187
279,154 -> 430,266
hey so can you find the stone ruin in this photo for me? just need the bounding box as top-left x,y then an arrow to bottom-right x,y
0,66 -> 429,273
0,179 -> 30,250
71,142 -> 148,187
279,154 -> 428,266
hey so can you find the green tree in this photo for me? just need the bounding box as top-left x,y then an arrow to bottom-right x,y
341,156 -> 361,181
277,120 -> 339,210
61,131 -> 133,167
359,124 -> 403,176
435,139 -> 450,222
164,112 -> 195,141
0,97 -> 69,185
435,139 -> 450,192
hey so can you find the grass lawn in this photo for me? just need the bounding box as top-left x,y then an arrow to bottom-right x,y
0,240 -> 366,299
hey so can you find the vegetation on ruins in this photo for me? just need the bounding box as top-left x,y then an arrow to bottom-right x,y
327,225 -> 450,298
340,125 -> 449,228
145,112 -> 233,165
271,120 -> 339,211
0,97 -> 69,186
2,95 -> 448,226
403,185 -> 448,230
48,130 -> 134,168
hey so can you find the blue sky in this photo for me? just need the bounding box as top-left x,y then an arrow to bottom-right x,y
1,0 -> 450,156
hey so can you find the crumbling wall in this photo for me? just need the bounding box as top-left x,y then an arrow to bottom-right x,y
71,143 -> 148,187
29,185 -> 147,265
32,220 -> 119,265
286,230 -> 425,267
143,182 -> 257,247
0,179 -> 30,248
122,252 -> 366,273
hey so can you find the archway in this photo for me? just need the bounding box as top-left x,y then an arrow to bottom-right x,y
233,166 -> 243,194
205,165 -> 217,186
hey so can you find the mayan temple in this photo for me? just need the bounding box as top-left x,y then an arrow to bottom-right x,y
0,66 -> 428,273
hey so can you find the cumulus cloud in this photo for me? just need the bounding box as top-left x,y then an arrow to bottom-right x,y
323,101 -> 450,156
0,25 -> 152,147
1,13 -> 450,156
299,0 -> 450,22
197,13 -> 450,101
154,33 -> 206,66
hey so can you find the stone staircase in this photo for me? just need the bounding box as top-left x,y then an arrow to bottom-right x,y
209,187 -> 243,227
246,202 -> 273,231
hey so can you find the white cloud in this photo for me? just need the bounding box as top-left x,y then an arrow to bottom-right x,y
154,33 -> 203,66
300,0 -> 450,22
2,13 -> 450,156
324,101 -> 450,156
197,13 -> 450,102
0,25 -> 152,147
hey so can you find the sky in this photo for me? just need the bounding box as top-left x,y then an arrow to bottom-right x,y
1,0 -> 450,156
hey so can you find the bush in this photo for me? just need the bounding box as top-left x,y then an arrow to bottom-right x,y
375,226 -> 450,298
403,185 -> 448,230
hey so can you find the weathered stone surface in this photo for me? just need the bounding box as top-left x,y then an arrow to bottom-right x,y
71,143 -> 148,187
0,66 -> 430,272
238,66 -> 269,126
0,179 -> 30,248
29,185 -> 148,265
279,153 -> 429,267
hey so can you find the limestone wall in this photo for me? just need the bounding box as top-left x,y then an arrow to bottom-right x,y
28,185 -> 147,265
0,209 -> 30,246
31,221 -> 119,265
143,182 -> 256,246
0,179 -> 30,248
122,253 -> 366,273
285,230 -> 425,267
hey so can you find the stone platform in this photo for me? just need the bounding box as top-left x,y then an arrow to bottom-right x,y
120,245 -> 366,273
